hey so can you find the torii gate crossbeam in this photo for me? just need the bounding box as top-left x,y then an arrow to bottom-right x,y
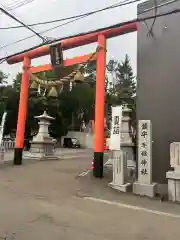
7,22 -> 137,178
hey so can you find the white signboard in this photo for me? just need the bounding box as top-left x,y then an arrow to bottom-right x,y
0,112 -> 7,146
138,120 -> 152,184
109,106 -> 122,150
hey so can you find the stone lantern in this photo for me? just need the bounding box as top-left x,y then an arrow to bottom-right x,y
121,105 -> 136,170
24,111 -> 58,160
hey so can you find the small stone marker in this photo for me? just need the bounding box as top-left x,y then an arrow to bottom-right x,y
0,145 -> 4,161
170,142 -> 180,171
109,151 -> 132,192
166,142 -> 180,202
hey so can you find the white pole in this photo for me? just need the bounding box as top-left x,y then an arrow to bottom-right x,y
0,111 -> 7,146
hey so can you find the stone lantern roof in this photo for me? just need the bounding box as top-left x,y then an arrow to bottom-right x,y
35,111 -> 55,121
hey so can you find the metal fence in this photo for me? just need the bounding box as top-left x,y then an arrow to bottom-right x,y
0,140 -> 15,161
1,140 -> 15,150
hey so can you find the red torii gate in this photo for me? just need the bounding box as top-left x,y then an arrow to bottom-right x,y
7,22 -> 137,178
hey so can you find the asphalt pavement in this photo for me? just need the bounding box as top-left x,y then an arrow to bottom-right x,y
0,149 -> 179,239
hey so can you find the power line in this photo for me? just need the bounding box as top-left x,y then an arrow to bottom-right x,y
0,16 -> 86,50
0,0 -> 177,30
1,0 -> 177,31
1,8 -> 180,63
0,0 -> 36,14
0,0 -> 142,30
4,0 -> 35,11
0,7 -> 46,42
0,0 -> 139,50
6,0 -> 35,10
0,59 -> 5,64
0,0 -> 175,51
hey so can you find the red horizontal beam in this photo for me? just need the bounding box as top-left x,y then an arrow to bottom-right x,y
7,23 -> 137,64
30,53 -> 97,73
30,64 -> 52,73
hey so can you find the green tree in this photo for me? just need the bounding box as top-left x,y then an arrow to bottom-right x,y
0,70 -> 8,84
114,55 -> 136,132
13,70 -> 59,92
116,55 -> 136,102
0,70 -> 8,119
12,70 -> 63,138
107,55 -> 137,157
107,54 -> 136,104
59,81 -> 95,131
83,61 -> 112,128
0,85 -> 19,136
13,72 -> 21,91
0,71 -> 15,136
82,61 -> 96,89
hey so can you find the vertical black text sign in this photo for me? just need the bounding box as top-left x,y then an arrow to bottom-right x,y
49,43 -> 64,68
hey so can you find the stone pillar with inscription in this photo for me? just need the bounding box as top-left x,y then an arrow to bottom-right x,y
108,106 -> 132,192
133,120 -> 157,197
104,105 -> 135,170
166,142 -> 180,202
109,151 -> 131,192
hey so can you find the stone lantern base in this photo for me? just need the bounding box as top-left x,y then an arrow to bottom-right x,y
23,111 -> 59,161
24,141 -> 58,161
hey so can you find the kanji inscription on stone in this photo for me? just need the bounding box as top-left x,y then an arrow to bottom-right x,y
113,116 -> 120,135
110,106 -> 122,150
138,120 -> 152,184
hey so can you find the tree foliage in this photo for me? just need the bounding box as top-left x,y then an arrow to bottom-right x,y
106,54 -> 136,127
107,54 -> 136,104
0,70 -> 8,84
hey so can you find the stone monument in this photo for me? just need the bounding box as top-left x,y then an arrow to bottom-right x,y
104,105 -> 135,171
166,142 -> 180,202
108,105 -> 132,192
109,151 -> 132,192
24,111 -> 58,161
133,120 -> 157,197
121,105 -> 136,171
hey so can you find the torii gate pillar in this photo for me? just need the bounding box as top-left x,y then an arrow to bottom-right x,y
14,56 -> 31,165
93,35 -> 106,178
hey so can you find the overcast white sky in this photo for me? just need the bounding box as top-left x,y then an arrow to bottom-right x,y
0,0 -> 139,84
